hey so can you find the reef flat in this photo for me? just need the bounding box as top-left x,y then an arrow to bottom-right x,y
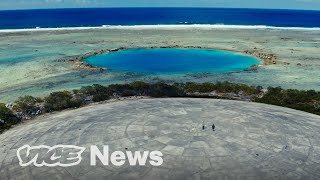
0,27 -> 319,101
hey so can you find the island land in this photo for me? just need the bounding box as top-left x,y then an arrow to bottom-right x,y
1,26 -> 320,180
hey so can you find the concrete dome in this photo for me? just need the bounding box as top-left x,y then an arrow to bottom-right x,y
1,98 -> 320,180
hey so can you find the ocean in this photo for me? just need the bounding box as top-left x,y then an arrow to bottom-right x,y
0,8 -> 320,30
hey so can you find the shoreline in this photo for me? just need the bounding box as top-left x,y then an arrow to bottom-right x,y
1,81 -> 320,134
1,24 -> 320,33
68,46 -> 276,71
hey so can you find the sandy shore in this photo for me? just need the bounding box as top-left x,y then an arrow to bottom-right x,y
0,27 -> 319,102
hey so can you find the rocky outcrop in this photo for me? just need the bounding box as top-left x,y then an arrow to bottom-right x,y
68,47 -> 127,70
243,50 -> 277,65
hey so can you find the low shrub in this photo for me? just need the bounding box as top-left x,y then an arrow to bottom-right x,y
185,81 -> 258,95
78,84 -> 111,102
149,83 -> 185,97
0,103 -> 19,133
13,95 -> 43,114
254,87 -> 320,115
44,91 -> 83,112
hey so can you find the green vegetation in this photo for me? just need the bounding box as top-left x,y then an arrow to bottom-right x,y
254,87 -> 320,115
148,82 -> 185,97
77,84 -> 110,102
0,103 -> 19,133
44,91 -> 82,112
1,81 -> 320,133
184,82 -> 259,95
13,95 -> 43,113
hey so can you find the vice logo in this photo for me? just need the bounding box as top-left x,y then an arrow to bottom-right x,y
17,145 -> 85,167
17,145 -> 163,167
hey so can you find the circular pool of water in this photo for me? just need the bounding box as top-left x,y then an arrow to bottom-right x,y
84,48 -> 261,74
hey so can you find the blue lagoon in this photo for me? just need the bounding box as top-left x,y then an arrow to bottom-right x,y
84,48 -> 261,75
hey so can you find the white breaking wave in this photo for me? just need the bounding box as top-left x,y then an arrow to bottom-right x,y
0,24 -> 320,33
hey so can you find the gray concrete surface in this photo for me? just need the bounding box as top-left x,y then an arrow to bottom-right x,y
1,98 -> 320,180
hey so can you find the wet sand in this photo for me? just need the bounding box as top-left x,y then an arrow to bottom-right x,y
0,27 -> 319,102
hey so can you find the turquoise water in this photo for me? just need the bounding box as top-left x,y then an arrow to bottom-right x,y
84,48 -> 261,75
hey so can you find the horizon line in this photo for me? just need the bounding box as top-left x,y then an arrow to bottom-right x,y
1,7 -> 320,12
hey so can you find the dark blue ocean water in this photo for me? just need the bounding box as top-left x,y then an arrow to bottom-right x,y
0,8 -> 320,29
84,48 -> 261,74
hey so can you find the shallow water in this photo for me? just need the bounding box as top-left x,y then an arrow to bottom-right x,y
84,48 -> 261,75
0,28 -> 320,102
